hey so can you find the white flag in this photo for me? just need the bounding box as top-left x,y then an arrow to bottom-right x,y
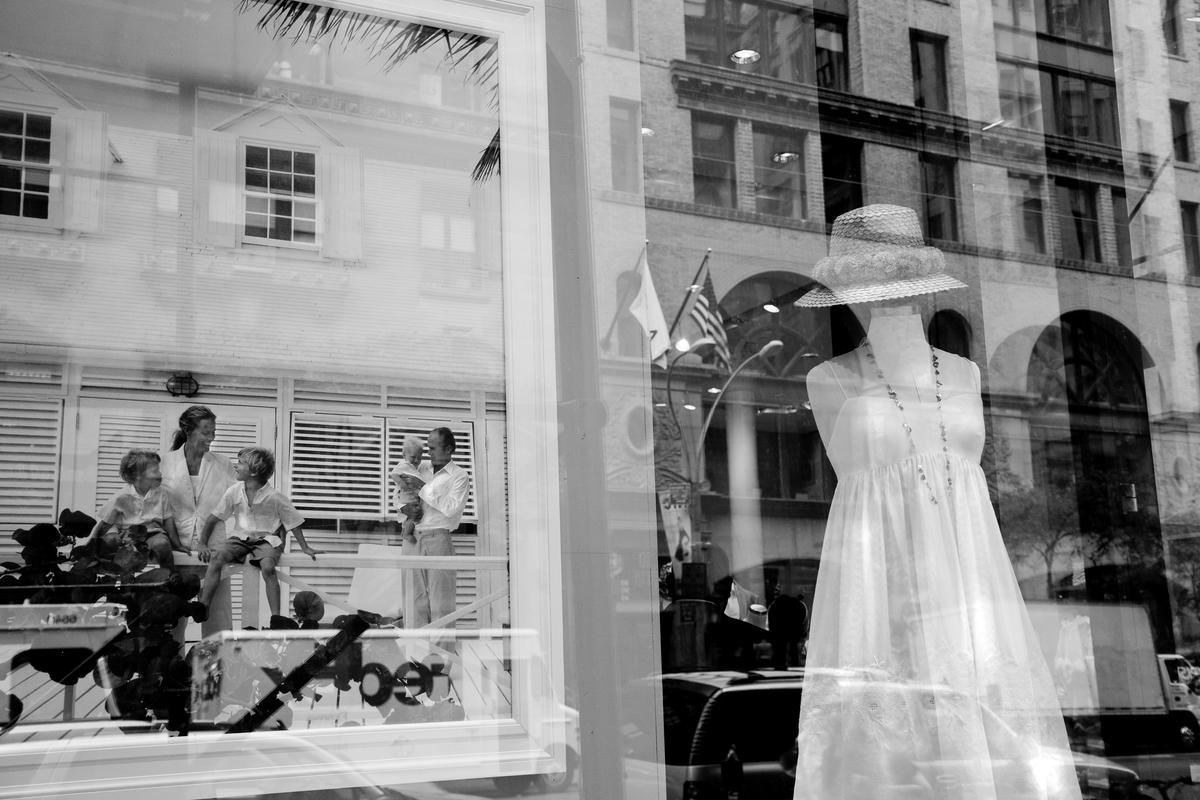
628,249 -> 670,367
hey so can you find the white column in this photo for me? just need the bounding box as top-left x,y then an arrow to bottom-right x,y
725,388 -> 765,603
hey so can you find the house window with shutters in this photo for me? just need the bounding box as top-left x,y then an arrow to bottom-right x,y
0,103 -> 107,233
0,108 -> 51,220
194,128 -> 363,260
243,144 -> 318,245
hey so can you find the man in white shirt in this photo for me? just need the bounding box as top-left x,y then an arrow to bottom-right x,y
396,427 -> 471,633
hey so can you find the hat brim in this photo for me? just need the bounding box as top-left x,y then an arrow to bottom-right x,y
795,273 -> 967,307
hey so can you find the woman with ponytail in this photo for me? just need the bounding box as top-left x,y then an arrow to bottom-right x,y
160,405 -> 237,633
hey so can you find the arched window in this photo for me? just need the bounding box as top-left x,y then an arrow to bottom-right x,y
928,309 -> 971,358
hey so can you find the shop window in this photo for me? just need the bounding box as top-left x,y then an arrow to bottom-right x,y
1184,201 -> 1200,276
692,114 -> 737,209
920,154 -> 959,242
243,145 -> 317,245
1172,101 -> 1193,163
194,130 -> 363,259
1010,173 -> 1047,254
1112,188 -> 1132,267
0,106 -> 106,232
821,134 -> 863,225
1054,178 -> 1101,262
752,125 -> 806,219
1163,0 -> 1182,55
611,98 -> 642,193
607,0 -> 635,50
0,108 -> 50,220
1039,0 -> 1113,48
997,61 -> 1044,131
911,31 -> 949,112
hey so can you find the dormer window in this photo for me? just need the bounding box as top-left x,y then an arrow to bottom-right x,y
0,109 -> 52,220
243,144 -> 318,245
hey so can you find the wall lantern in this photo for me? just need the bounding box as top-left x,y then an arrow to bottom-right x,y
165,372 -> 200,397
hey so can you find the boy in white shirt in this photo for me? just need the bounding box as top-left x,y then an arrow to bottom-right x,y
191,447 -> 319,623
389,434 -> 432,543
82,449 -> 188,570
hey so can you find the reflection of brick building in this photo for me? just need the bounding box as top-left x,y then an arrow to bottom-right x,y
590,0 -> 1200,651
0,4 -> 508,626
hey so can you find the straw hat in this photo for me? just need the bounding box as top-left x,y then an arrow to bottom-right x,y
795,204 -> 965,307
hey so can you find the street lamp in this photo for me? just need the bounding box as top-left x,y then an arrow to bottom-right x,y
694,339 -> 783,475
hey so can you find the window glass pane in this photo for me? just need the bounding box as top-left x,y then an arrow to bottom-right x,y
607,0 -> 635,49
611,98 -> 641,193
1056,180 -> 1100,261
1,8 -> 516,793
0,135 -> 20,160
815,16 -> 848,90
1112,188 -> 1132,267
1172,101 -> 1193,162
1184,202 -> 1200,275
1010,174 -> 1046,254
0,109 -> 20,135
684,0 -> 721,65
921,155 -> 958,240
692,115 -> 736,208
753,126 -> 805,219
912,33 -> 949,111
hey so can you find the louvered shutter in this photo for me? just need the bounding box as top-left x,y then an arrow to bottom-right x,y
0,398 -> 62,558
49,109 -> 107,234
193,129 -> 239,248
93,413 -> 164,511
289,414 -> 385,518
318,147 -> 364,260
384,420 -> 477,522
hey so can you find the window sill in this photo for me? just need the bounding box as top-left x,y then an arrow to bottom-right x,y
0,229 -> 86,262
644,195 -> 826,234
1176,160 -> 1199,172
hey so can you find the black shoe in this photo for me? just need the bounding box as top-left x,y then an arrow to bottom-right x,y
187,601 -> 208,623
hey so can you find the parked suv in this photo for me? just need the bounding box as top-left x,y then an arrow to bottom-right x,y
621,670 -> 1143,800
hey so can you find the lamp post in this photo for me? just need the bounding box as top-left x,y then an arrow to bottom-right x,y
662,338 -> 785,564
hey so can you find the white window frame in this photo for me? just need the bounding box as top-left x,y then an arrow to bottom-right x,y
239,139 -> 322,251
5,0 -> 561,794
0,105 -> 53,225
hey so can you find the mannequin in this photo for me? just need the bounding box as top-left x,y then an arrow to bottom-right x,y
792,205 -> 1079,800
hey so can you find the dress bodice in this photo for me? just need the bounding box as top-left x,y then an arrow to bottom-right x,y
809,346 -> 985,479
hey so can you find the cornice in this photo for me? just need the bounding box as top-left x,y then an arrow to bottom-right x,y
670,60 -> 1138,178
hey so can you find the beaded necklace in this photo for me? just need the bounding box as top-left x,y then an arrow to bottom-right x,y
862,340 -> 953,505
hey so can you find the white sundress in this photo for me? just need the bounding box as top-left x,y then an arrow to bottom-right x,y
794,345 -> 1080,800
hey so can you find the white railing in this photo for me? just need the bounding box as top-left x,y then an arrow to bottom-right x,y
175,552 -> 509,631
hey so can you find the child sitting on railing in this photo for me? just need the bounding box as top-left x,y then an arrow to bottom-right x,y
80,449 -> 188,570
190,447 -> 320,625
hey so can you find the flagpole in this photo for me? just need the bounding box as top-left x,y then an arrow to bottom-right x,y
668,249 -> 712,339
599,240 -> 650,351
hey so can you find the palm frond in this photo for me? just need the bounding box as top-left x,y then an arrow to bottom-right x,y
238,0 -> 501,182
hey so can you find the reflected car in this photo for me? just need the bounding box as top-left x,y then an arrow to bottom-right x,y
621,670 -> 1144,800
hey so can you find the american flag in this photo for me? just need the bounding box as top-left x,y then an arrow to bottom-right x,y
691,271 -> 732,371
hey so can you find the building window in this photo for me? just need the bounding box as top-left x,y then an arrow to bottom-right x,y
1055,179 -> 1101,262
814,13 -> 849,91
682,1 -> 846,90
753,126 -> 806,220
1049,72 -> 1118,145
1039,0 -> 1113,48
992,0 -> 1038,29
1171,101 -> 1193,163
1163,0 -> 1182,55
821,135 -> 862,225
611,99 -> 642,193
920,155 -> 958,241
911,31 -> 949,112
1011,174 -> 1046,254
997,61 -> 1044,131
1112,188 -> 1132,267
0,109 -> 51,220
607,0 -> 635,50
692,115 -> 736,209
243,144 -> 317,245
1184,202 -> 1200,276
